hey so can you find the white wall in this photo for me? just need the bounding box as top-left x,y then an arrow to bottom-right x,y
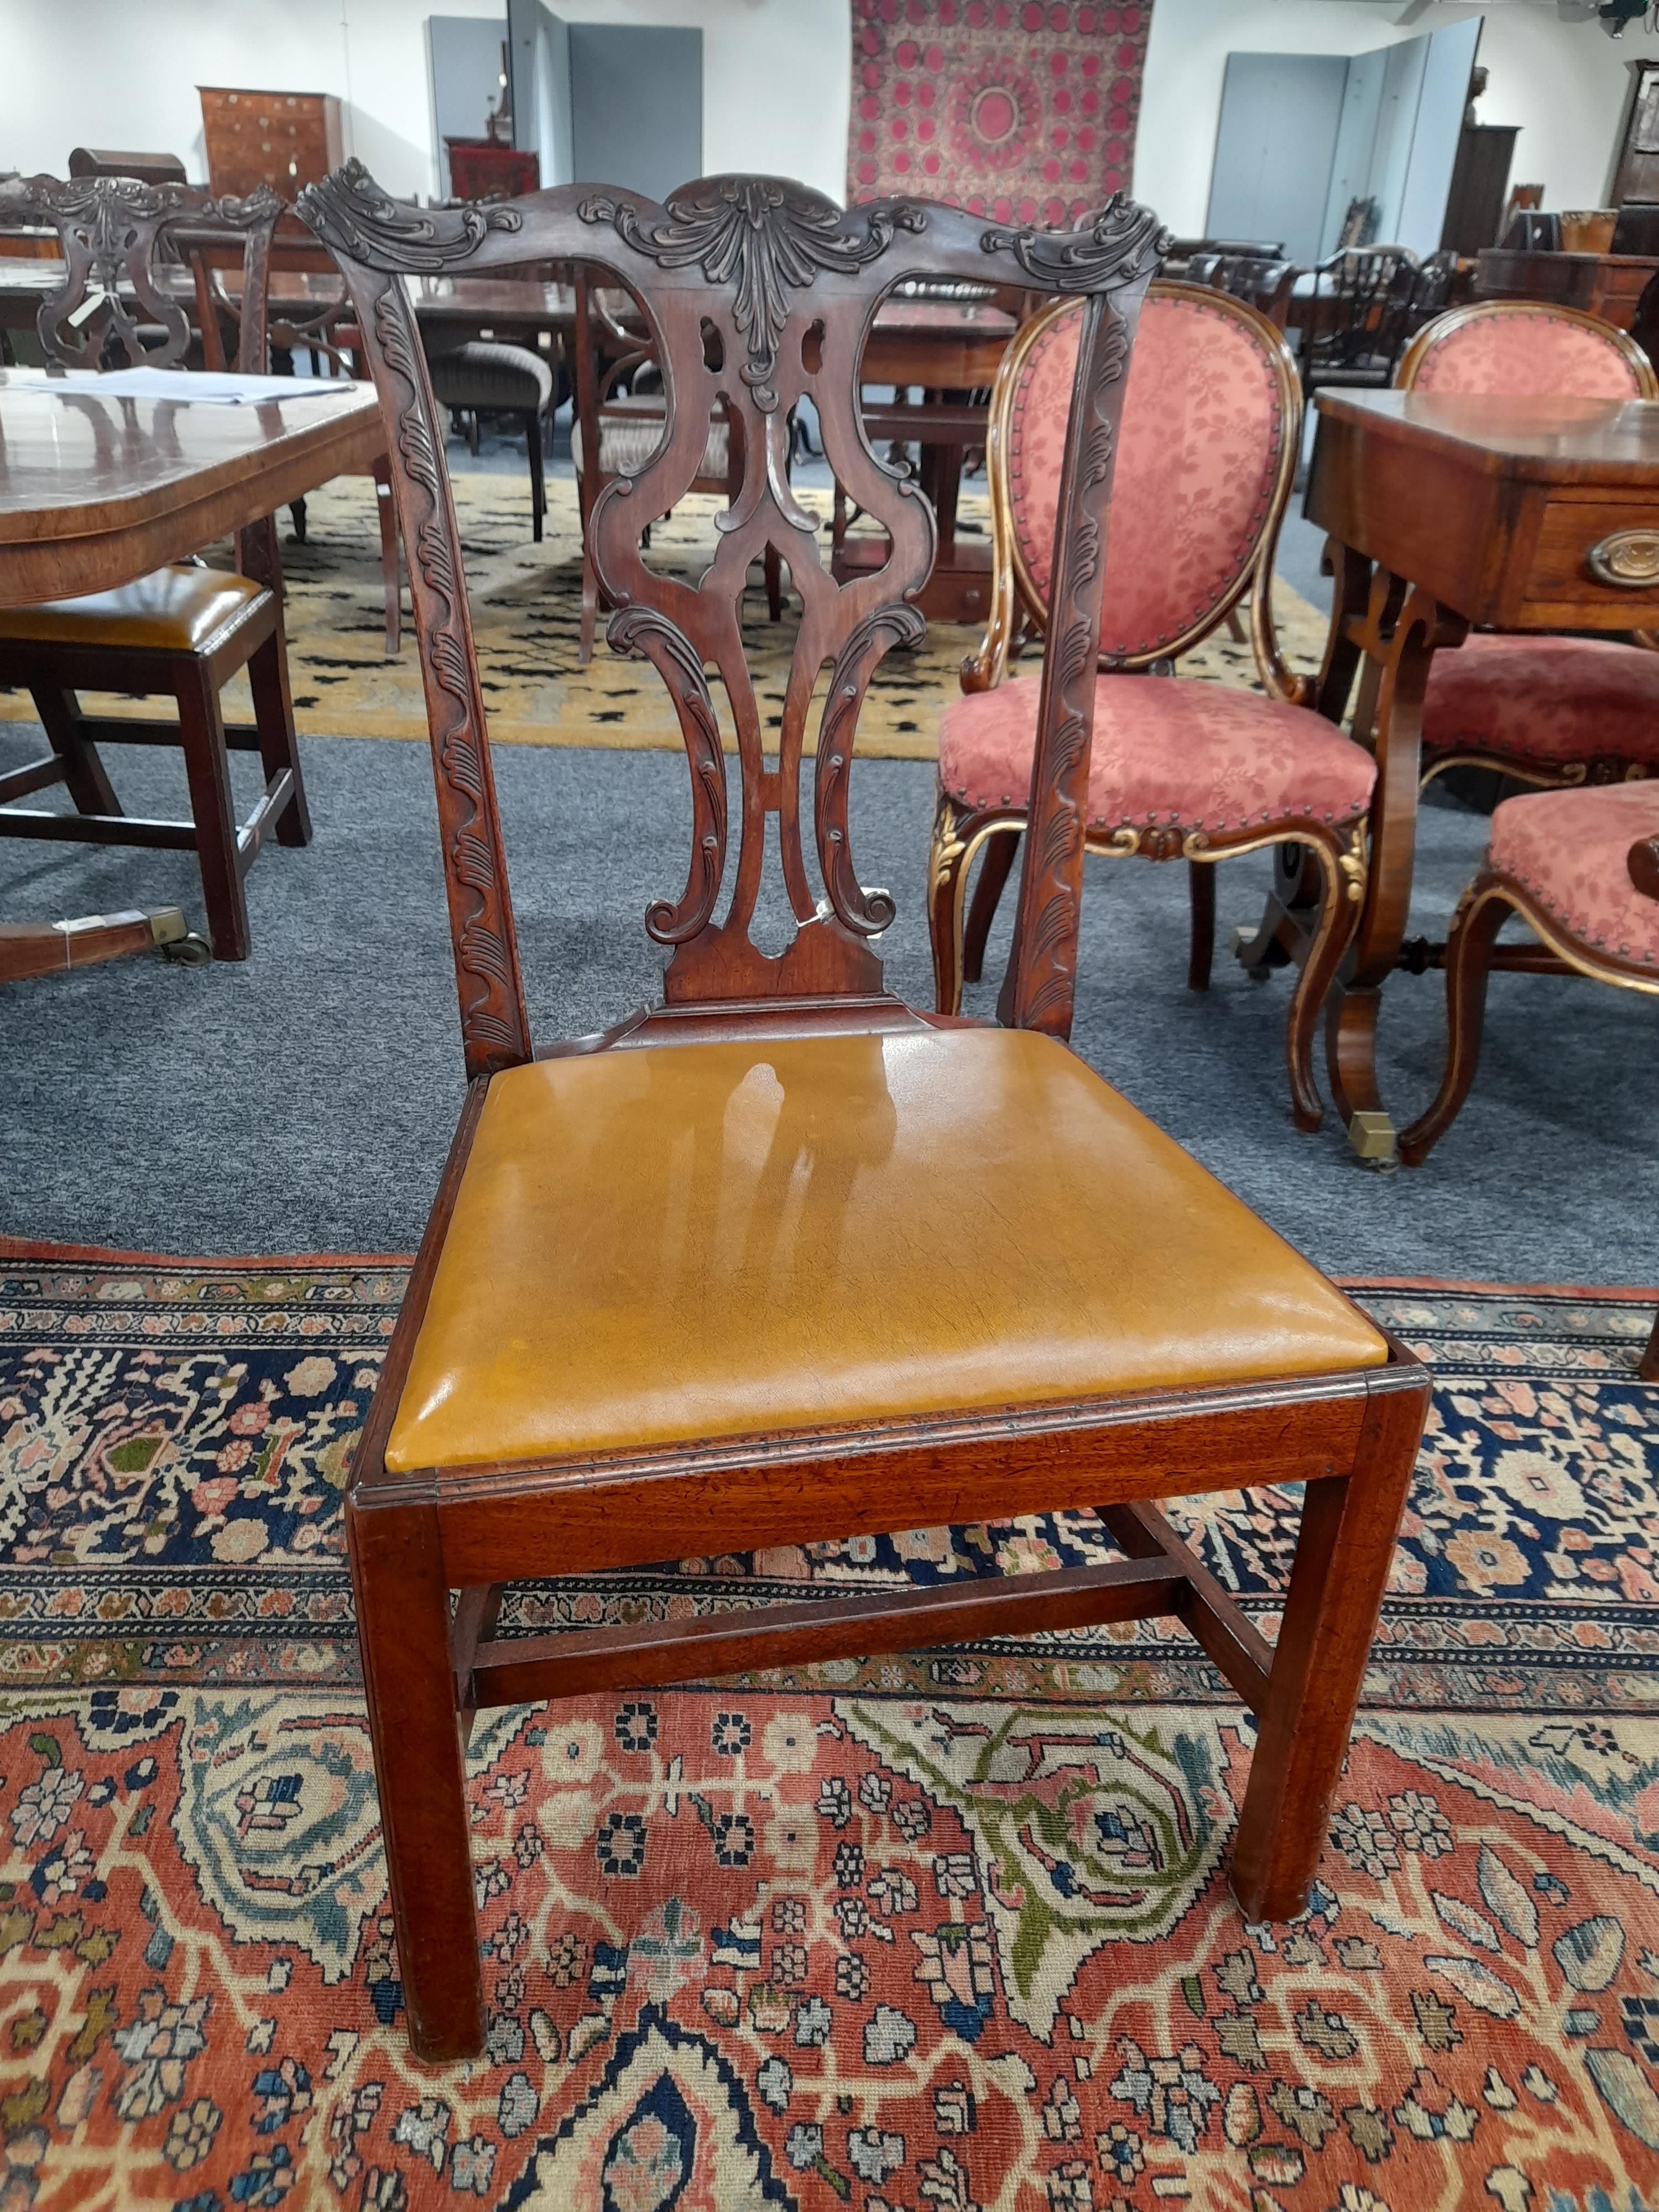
0,0 -> 852,203
1136,1 -> 1648,241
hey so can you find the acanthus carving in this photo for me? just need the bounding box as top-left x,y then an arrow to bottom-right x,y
578,177 -> 927,411
608,607 -> 730,945
298,158 -> 521,273
813,603 -> 926,936
4,173 -> 283,369
370,283 -> 528,1069
980,196 -> 1167,294
1003,296 -> 1134,1036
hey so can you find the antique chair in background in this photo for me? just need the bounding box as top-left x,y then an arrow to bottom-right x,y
570,267 -> 781,665
1298,243 -> 1421,397
1398,782 -> 1659,1225
0,174 -> 310,960
422,328 -> 553,542
301,162 -> 1427,2065
1395,300 -> 1659,796
927,282 -> 1378,1131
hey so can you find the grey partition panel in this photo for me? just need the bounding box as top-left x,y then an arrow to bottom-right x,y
568,25 -> 702,204
508,0 -> 573,188
429,15 -> 513,192
1396,18 -> 1481,257
1206,53 -> 1348,269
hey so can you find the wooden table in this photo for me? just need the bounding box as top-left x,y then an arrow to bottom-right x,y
0,367 -> 383,980
834,298 -> 1018,625
1278,388 -> 1659,1159
1474,247 -> 1659,333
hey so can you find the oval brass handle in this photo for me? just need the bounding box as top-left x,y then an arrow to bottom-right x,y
1587,527 -> 1659,588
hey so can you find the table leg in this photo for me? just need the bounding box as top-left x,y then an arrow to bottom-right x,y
1324,560 -> 1466,1160
0,907 -> 189,984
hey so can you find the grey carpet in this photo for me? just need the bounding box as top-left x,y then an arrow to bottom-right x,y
2,720 -> 1653,1284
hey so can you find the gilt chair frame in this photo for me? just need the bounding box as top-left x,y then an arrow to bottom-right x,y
932,281 -> 1365,1131
301,163 -> 1428,2066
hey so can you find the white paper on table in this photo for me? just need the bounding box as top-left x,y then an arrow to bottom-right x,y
86,368 -> 356,405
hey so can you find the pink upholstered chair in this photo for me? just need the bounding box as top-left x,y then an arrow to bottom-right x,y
1399,784 -> 1659,1251
1396,301 -> 1659,790
928,281 -> 1376,1130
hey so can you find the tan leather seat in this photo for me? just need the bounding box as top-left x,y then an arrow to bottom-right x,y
0,565 -> 266,653
386,1027 -> 1386,1472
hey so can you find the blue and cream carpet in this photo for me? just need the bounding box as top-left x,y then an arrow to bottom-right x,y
0,1248 -> 1656,2206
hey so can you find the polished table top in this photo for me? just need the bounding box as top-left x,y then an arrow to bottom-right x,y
1314,388 -> 1659,482
0,368 -> 384,605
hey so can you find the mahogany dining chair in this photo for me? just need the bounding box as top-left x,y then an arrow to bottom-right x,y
301,163 -> 1430,2065
927,282 -> 1378,1130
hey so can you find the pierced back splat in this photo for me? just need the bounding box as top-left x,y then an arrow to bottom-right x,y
298,165 -> 1165,1074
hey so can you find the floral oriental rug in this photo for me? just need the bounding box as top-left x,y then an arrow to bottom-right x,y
0,1246 -> 1656,2209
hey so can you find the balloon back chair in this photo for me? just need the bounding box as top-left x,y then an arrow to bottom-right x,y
301,164 -> 1427,2065
928,281 -> 1379,1130
1395,300 -> 1659,793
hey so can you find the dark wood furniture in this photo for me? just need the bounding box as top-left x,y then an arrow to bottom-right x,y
66,149 -> 187,186
1272,389 -> 1659,1157
0,905 -> 192,984
832,296 -> 1019,624
1608,59 -> 1659,211
928,281 -> 1374,1130
444,141 -> 539,202
0,180 -> 378,958
1441,126 -> 1516,257
199,87 -> 343,200
1300,246 -> 1421,395
1474,247 -> 1659,333
300,160 -> 1429,2066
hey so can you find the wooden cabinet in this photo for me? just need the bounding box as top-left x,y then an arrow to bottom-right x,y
444,141 -> 539,201
1440,125 -> 1517,257
197,88 -> 343,200
1608,59 -> 1659,208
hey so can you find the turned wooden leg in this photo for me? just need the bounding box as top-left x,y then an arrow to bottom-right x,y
1284,837 -> 1360,1134
349,1495 -> 483,2065
31,689 -> 121,817
374,462 -> 401,659
176,664 -> 250,962
1640,1308 -> 1659,1384
525,413 -> 546,544
1232,1373 -> 1428,1922
578,545 -> 599,669
1187,859 -> 1215,993
1397,879 -> 1511,1167
963,827 -> 1020,986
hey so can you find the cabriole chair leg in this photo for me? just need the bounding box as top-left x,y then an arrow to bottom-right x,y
963,826 -> 1021,987
1283,836 -> 1360,1135
1397,881 -> 1511,1166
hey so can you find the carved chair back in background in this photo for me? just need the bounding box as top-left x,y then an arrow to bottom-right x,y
930,282 -> 1378,1130
300,164 -> 1427,2065
0,174 -> 312,960
1301,244 -> 1420,394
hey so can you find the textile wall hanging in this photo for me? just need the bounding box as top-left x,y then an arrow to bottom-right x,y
847,0 -> 1152,222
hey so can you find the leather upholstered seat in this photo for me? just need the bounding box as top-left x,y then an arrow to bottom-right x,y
386,1026 -> 1387,1473
0,565 -> 266,653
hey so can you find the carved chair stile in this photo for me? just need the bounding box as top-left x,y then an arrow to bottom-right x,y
300,162 -> 1429,2067
0,174 -> 311,959
928,283 -> 1378,1131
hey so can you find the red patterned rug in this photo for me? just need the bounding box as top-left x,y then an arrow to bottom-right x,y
1,1246 -> 1657,2209
847,0 -> 1151,225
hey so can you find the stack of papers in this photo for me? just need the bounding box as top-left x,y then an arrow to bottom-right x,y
89,368 -> 358,405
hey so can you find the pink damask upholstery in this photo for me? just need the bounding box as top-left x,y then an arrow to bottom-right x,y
1407,310 -> 1643,399
1488,780 -> 1659,968
1423,632 -> 1659,769
1009,293 -> 1287,657
938,675 -> 1375,835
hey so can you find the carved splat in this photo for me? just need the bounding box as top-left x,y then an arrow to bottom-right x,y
300,162 -> 1164,1058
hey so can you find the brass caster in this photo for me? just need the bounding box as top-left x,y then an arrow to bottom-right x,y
1347,1109 -> 1397,1170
